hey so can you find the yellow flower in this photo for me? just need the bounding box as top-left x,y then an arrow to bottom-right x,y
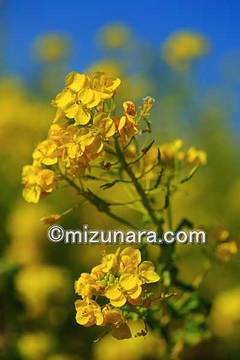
214,227 -> 230,242
93,113 -> 116,139
18,332 -> 54,360
119,247 -> 141,272
22,165 -> 57,203
100,24 -> 130,49
162,31 -> 208,70
15,265 -> 69,315
105,259 -> 159,307
140,96 -> 155,119
160,139 -> 183,165
75,299 -> 104,327
138,261 -> 160,283
92,251 -> 119,277
53,71 -> 121,125
33,34 -> 70,62
186,147 -> 207,165
117,101 -> 139,142
32,139 -> 58,165
53,87 -> 91,125
211,288 -> 240,338
119,274 -> 142,299
215,241 -> 238,262
105,284 -> 127,307
75,272 -> 101,298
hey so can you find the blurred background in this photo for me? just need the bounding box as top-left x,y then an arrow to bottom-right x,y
0,1 -> 240,359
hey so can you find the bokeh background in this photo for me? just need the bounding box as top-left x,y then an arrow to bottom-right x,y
1,1 -> 240,359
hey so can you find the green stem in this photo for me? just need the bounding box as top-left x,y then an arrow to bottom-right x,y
114,138 -> 161,228
62,174 -> 138,229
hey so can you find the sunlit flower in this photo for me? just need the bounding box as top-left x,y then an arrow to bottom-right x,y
215,241 -> 238,262
186,147 -> 207,165
160,139 -> 183,165
75,299 -> 104,327
32,139 -> 58,165
117,101 -> 139,141
22,165 -> 57,203
53,71 -> 121,125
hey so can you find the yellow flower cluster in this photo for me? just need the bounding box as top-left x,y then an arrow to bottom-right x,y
22,71 -> 143,203
214,228 -> 239,262
22,165 -> 57,204
159,139 -> 207,166
52,71 -> 121,125
74,247 -> 160,338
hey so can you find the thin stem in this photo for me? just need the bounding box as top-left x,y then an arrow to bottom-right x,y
114,137 -> 161,228
61,173 -> 138,230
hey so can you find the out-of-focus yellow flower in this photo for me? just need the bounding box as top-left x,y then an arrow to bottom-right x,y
75,299 -> 104,326
15,264 -> 69,315
186,147 -> 207,165
22,165 -> 57,203
160,139 -> 183,165
0,77 -> 52,181
100,24 -> 130,49
159,139 -> 207,169
215,241 -> 238,262
214,227 -> 230,242
162,31 -> 208,70
6,202 -> 52,265
18,332 -> 54,360
33,34 -> 70,62
211,288 -> 240,338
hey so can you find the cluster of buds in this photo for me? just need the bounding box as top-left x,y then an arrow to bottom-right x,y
22,71 -> 152,203
214,227 -> 239,262
159,139 -> 207,167
74,247 -> 160,339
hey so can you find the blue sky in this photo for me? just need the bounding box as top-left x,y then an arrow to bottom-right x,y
4,0 -> 240,77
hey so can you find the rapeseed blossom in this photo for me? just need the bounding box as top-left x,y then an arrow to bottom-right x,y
74,247 -> 160,339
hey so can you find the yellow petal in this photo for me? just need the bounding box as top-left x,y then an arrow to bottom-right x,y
65,72 -> 88,92
110,295 -> 126,307
54,88 -> 74,109
23,186 -> 41,204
